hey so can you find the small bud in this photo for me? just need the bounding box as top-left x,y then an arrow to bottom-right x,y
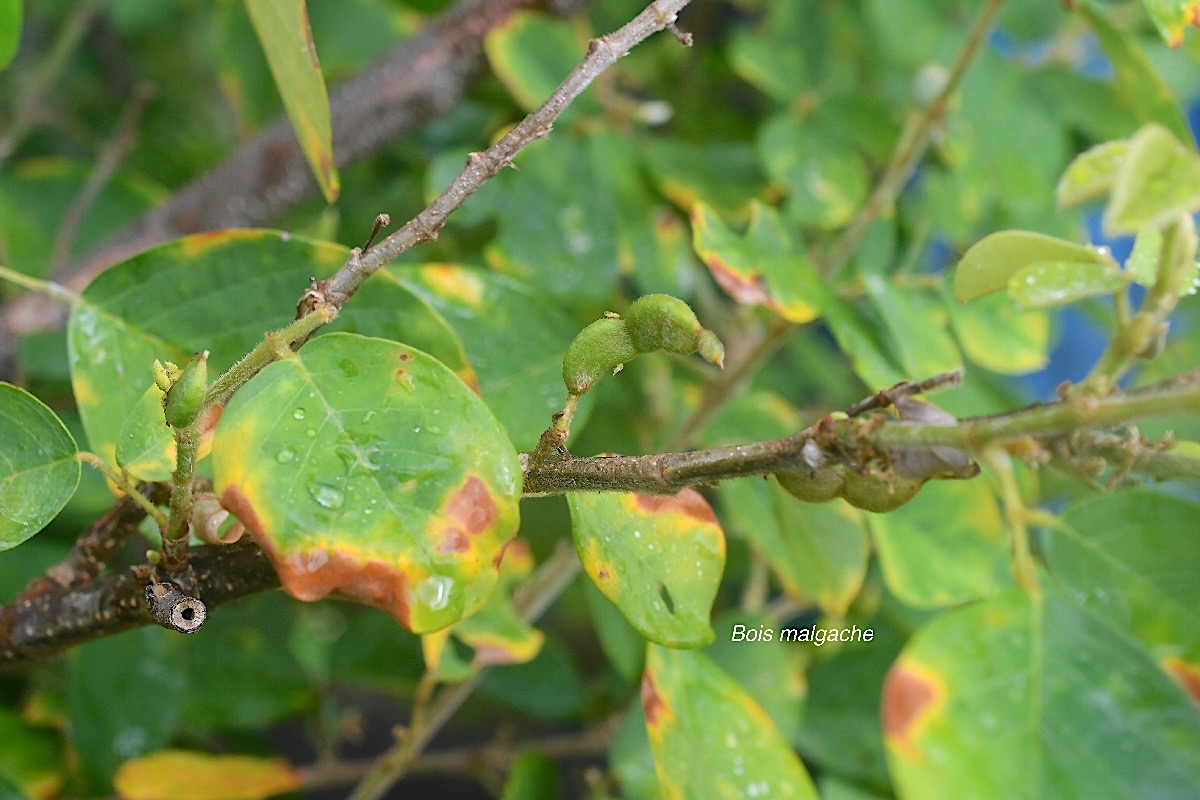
697,329 -> 725,368
562,318 -> 639,395
163,351 -> 209,428
625,294 -> 703,355
145,549 -> 161,566
152,360 -> 173,392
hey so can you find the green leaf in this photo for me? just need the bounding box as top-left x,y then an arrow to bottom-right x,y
884,590 -> 1200,799
1080,5 -> 1191,143
795,617 -> 906,788
822,296 -> 907,390
869,481 -> 1011,609
477,637 -> 586,718
67,231 -> 467,470
952,230 -> 1115,302
945,289 -> 1050,374
180,593 -> 314,732
69,627 -> 184,788
863,277 -> 962,379
727,26 -> 809,104
0,769 -> 28,800
1127,226 -> 1164,286
642,139 -> 768,220
393,264 -> 586,451
757,115 -> 870,230
451,540 -> 544,668
762,483 -> 869,616
0,383 -> 80,551
1056,140 -> 1129,210
611,700 -> 660,800
485,136 -> 620,306
0,0 -> 21,70
211,332 -> 521,633
643,645 -> 819,800
1105,123 -> 1200,235
584,580 -> 646,684
0,707 -> 63,800
1046,490 -> 1200,683
245,0 -> 339,202
1140,0 -> 1200,46
567,489 -> 725,648
1007,259 -> 1128,308
499,751 -> 559,800
115,383 -> 172,481
705,611 -> 805,742
691,201 -> 825,324
484,12 -> 590,121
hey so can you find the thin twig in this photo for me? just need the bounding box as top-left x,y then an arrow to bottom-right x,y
665,0 -> 1004,447
318,0 -> 695,306
346,541 -> 582,800
48,83 -> 154,272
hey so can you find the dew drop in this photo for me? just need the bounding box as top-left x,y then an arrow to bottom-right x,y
305,428 -> 317,439
414,575 -> 453,611
362,410 -> 377,424
293,408 -> 306,420
275,447 -> 296,464
413,426 -> 422,434
309,483 -> 345,510
633,530 -> 642,539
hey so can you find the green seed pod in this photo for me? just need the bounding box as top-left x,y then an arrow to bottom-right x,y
562,318 -> 639,395
625,294 -> 724,367
841,470 -> 923,513
776,464 -> 846,503
163,351 -> 209,428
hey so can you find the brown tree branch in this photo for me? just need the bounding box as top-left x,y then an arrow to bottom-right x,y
0,0 -> 585,378
4,369 -> 1199,666
0,539 -> 278,666
317,0 -> 695,306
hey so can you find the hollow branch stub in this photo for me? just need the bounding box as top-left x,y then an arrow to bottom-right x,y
145,581 -> 207,633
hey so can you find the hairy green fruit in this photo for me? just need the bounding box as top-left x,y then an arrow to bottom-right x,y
562,319 -> 638,395
626,294 -> 724,366
163,351 -> 209,428
841,471 -> 923,512
776,464 -> 846,503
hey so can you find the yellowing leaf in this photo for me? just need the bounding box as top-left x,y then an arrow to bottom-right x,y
643,646 -> 818,800
114,751 -> 300,800
245,0 -> 339,202
212,333 -> 521,634
568,489 -> 725,648
692,202 -> 825,323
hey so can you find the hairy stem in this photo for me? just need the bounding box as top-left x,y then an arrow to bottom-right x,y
76,453 -> 167,532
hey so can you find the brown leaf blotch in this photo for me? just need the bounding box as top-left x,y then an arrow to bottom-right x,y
1164,657 -> 1200,704
633,488 -> 718,525
705,256 -> 771,306
641,670 -> 668,726
446,476 -> 498,535
439,528 -> 469,554
218,485 -> 266,540
882,663 -> 942,758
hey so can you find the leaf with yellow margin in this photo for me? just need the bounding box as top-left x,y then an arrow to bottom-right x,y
567,489 -> 725,648
643,645 -> 818,800
212,333 -> 520,634
885,590 -> 1200,799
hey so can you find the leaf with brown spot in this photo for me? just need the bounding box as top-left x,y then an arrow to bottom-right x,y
886,590 -> 1200,798
643,646 -> 818,800
567,489 -> 724,648
691,201 -> 825,324
212,333 -> 520,633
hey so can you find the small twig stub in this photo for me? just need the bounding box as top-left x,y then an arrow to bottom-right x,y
145,581 -> 207,633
